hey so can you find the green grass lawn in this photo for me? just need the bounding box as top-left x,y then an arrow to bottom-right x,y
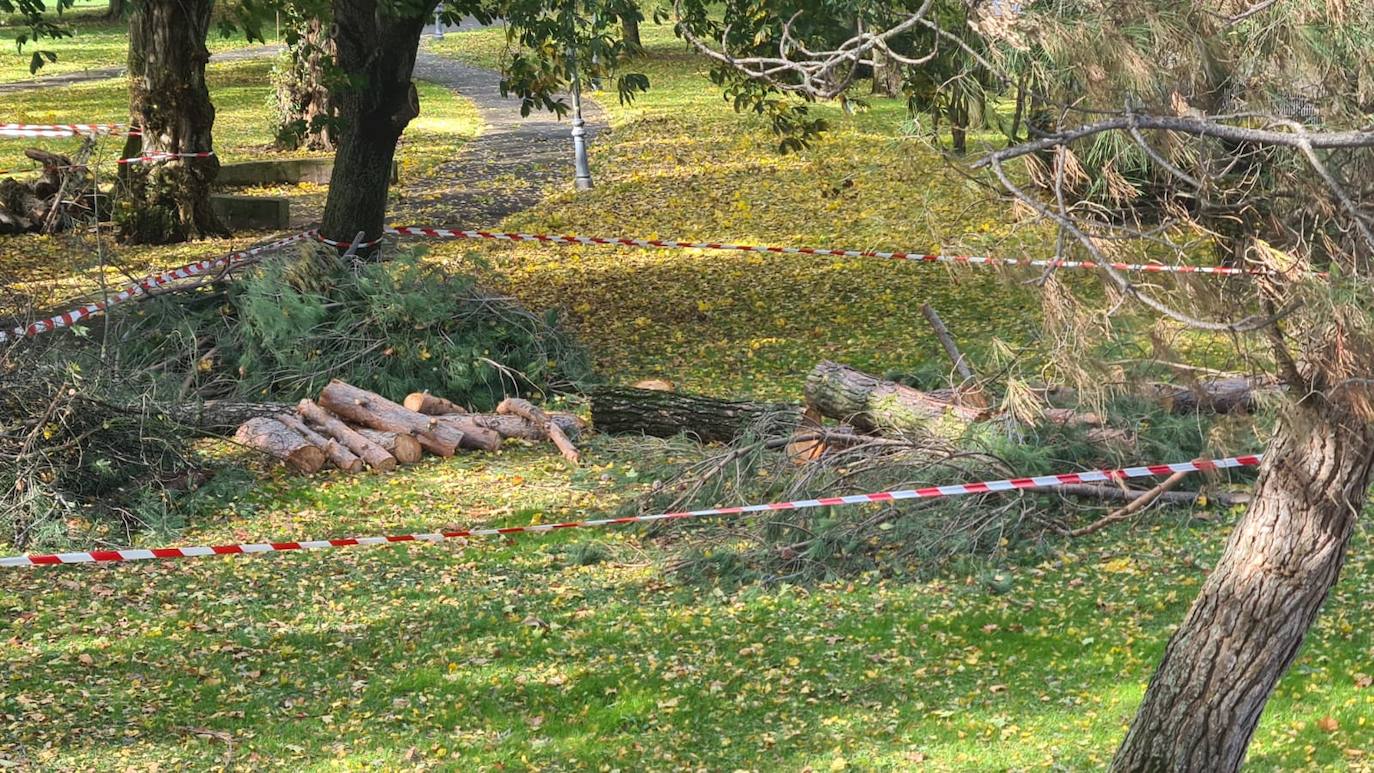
1,22 -> 1371,773
0,447 -> 1370,770
0,7 -> 277,82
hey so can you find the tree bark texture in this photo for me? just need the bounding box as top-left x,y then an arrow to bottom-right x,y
298,398 -> 400,471
277,412 -> 364,472
497,398 -> 579,463
404,392 -> 467,415
120,0 -> 226,243
467,413 -> 586,442
589,386 -> 803,444
804,361 -> 985,435
318,0 -> 430,249
1153,377 -> 1275,415
1112,398 -> 1374,771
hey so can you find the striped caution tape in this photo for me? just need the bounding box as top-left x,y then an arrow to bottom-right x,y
9,218 -> 1298,350
0,454 -> 1261,567
116,151 -> 216,165
0,122 -> 138,138
0,231 -> 311,345
381,225 -> 1287,277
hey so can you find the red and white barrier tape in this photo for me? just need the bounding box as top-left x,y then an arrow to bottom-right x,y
0,454 -> 1260,567
0,231 -> 310,345
310,230 -> 387,250
382,226 -> 1285,277
116,151 -> 215,165
0,122 -> 138,138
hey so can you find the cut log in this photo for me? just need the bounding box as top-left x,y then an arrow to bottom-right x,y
354,428 -> 422,464
297,398 -> 397,472
403,392 -> 467,415
590,386 -> 802,443
804,361 -> 986,435
466,413 -> 586,442
277,412 -> 363,473
430,415 -> 503,452
497,398 -> 580,463
318,380 -> 465,456
233,417 -> 326,474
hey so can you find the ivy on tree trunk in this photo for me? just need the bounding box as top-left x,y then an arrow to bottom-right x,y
274,18 -> 338,152
118,0 -> 226,244
1111,396 -> 1374,771
317,0 -> 429,252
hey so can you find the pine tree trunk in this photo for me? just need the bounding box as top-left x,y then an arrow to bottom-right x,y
1112,398 -> 1374,771
275,18 -> 337,152
318,0 -> 429,251
119,0 -> 226,244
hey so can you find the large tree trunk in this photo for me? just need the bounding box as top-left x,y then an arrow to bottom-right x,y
1112,398 -> 1374,771
620,10 -> 642,50
318,0 -> 430,251
119,0 -> 226,244
274,18 -> 338,152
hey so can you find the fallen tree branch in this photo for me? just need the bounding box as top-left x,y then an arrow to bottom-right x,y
1068,471 -> 1191,537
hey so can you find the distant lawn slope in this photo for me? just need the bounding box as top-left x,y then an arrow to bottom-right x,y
427,25 -> 1072,400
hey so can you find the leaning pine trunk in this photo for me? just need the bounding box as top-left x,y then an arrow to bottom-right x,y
318,0 -> 429,251
1112,398 -> 1374,771
119,0 -> 226,243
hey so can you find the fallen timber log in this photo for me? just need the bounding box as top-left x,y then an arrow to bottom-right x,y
233,417 -> 325,474
803,360 -> 986,435
589,385 -> 804,443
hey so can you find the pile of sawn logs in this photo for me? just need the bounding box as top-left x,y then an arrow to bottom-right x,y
234,379 -> 583,474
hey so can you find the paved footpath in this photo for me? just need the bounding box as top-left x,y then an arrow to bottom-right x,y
401,46 -> 606,227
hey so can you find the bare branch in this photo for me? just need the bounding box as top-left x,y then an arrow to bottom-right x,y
976,116 -> 1374,172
